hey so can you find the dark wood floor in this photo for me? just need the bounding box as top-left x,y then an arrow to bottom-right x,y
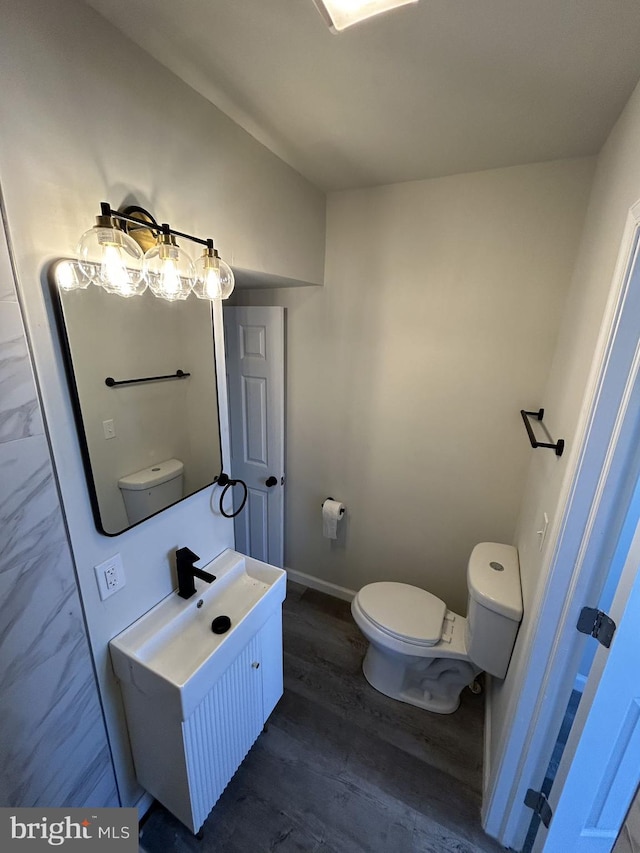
139,582 -> 504,852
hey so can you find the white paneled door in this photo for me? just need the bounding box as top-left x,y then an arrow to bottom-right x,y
534,518 -> 640,852
224,306 -> 285,567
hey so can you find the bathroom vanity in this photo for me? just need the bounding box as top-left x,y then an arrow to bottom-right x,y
110,549 -> 286,833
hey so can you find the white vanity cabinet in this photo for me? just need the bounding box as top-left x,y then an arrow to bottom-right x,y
110,550 -> 285,833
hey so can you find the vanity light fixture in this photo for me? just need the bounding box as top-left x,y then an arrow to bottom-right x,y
66,202 -> 235,302
312,0 -> 418,32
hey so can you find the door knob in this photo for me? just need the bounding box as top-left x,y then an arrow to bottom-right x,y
265,476 -> 278,487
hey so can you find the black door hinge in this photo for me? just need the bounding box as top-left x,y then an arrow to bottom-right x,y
524,789 -> 553,828
576,607 -> 616,648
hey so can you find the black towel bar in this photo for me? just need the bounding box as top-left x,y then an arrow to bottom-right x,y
520,409 -> 564,457
105,369 -> 191,387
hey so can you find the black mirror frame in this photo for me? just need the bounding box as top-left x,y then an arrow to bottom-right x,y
48,258 -> 223,536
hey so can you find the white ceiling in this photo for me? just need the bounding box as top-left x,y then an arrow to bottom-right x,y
85,0 -> 640,191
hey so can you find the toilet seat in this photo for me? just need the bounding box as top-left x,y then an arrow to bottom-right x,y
356,582 -> 446,646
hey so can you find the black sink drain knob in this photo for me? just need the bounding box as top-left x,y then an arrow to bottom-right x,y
211,615 -> 231,634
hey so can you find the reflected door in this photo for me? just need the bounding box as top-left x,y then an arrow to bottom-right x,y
224,306 -> 285,567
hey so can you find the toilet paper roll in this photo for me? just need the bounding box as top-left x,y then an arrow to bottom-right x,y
322,499 -> 345,540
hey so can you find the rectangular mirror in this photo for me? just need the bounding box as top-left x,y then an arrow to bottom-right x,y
51,261 -> 223,535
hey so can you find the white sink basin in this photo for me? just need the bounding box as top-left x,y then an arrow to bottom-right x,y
110,549 -> 286,719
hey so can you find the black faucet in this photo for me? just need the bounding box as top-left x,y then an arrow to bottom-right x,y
176,547 -> 216,599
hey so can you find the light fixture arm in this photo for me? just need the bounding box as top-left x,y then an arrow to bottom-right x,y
100,202 -> 213,249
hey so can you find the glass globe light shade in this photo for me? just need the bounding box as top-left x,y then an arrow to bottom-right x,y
193,246 -> 222,300
55,260 -> 91,291
193,246 -> 234,301
143,230 -> 195,301
76,217 -> 145,297
218,257 -> 235,300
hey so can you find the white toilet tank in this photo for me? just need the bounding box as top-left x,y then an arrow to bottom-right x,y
464,542 -> 523,679
118,458 -> 184,525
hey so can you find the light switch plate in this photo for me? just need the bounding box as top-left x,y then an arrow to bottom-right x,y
537,512 -> 550,551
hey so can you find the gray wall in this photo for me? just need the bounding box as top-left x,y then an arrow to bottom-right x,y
235,158 -> 594,615
0,213 -> 118,807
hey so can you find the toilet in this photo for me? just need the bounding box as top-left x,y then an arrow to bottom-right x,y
118,458 -> 184,525
351,542 -> 522,714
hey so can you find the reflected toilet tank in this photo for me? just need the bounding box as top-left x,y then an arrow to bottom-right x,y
118,458 -> 184,525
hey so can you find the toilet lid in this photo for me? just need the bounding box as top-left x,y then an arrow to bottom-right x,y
357,582 -> 446,645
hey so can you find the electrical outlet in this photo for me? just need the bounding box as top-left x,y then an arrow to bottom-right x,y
104,564 -> 119,590
94,554 -> 125,600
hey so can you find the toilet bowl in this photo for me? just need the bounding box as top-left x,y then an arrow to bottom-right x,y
351,543 -> 522,714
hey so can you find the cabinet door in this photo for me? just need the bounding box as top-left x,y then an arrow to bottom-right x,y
182,635 -> 263,831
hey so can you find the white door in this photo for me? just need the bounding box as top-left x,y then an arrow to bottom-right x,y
534,516 -> 640,852
223,306 -> 285,567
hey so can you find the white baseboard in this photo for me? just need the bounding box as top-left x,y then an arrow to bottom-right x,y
285,567 -> 356,602
482,673 -> 493,814
137,790 -> 155,852
136,791 -> 154,820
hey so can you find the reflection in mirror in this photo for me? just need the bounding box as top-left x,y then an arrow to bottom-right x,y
51,261 -> 222,535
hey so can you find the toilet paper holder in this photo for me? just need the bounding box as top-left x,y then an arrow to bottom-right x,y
323,497 -> 345,515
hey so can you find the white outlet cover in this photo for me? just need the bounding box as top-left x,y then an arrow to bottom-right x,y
102,419 -> 116,440
94,553 -> 125,600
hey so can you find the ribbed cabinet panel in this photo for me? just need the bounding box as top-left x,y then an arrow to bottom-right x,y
182,635 -> 263,831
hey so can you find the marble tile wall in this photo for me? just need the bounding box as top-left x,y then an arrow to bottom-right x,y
0,222 -> 119,807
